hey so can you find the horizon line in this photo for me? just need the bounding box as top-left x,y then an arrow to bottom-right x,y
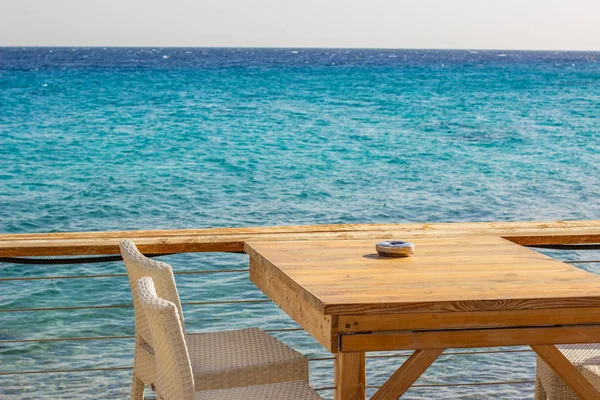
1,45 -> 600,53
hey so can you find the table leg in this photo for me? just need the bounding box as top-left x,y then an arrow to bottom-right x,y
532,345 -> 600,400
371,349 -> 444,400
335,352 -> 366,400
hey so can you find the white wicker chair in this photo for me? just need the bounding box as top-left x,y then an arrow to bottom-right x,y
535,344 -> 600,399
120,239 -> 309,399
136,276 -> 322,400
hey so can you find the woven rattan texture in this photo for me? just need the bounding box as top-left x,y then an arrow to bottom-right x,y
121,239 -> 186,347
535,344 -> 600,399
196,380 -> 322,400
188,328 -> 308,390
133,342 -> 156,386
138,277 -> 196,400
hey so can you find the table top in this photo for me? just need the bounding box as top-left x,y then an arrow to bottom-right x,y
246,236 -> 600,315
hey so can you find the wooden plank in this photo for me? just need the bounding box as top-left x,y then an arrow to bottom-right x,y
371,349 -> 444,400
327,298 -> 600,316
1,220 -> 599,256
248,254 -> 336,352
246,237 -> 600,316
334,352 -> 365,400
340,325 -> 600,352
0,236 -> 245,256
2,220 -> 599,241
0,224 -> 360,241
532,345 -> 600,400
338,307 -> 600,332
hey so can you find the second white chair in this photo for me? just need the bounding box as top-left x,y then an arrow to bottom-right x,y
535,344 -> 600,399
120,239 -> 308,399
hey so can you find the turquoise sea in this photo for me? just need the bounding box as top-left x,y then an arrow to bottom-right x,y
1,48 -> 600,399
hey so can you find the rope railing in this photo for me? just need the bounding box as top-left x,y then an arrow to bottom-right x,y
0,327 -> 304,344
0,298 -> 272,313
568,260 -> 600,264
0,366 -> 133,376
366,380 -> 536,389
299,348 -> 535,362
138,377 -> 537,398
0,268 -> 250,281
0,254 -> 173,265
0,348 -> 535,376
526,244 -> 600,251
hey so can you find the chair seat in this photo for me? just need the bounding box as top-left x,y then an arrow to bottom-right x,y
187,328 -> 308,390
196,380 -> 322,400
536,344 -> 600,399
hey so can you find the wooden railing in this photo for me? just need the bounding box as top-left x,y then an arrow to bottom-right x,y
1,220 -> 599,399
2,220 -> 600,256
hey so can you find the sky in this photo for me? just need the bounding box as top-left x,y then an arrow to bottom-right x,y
1,0 -> 600,50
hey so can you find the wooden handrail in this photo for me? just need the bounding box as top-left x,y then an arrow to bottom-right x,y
1,220 -> 599,256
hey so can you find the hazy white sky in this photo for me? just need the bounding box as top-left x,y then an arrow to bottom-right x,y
1,0 -> 599,50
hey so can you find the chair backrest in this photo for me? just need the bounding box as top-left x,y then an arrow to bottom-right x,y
120,239 -> 186,347
137,277 -> 195,400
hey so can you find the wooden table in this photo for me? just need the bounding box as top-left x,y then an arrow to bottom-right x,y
246,236 -> 600,399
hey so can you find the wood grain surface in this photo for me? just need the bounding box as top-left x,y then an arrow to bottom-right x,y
246,236 -> 600,315
340,325 -> 600,352
249,255 -> 337,352
338,307 -> 600,332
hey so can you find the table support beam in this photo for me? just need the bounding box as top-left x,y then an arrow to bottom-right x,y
335,352 -> 366,400
341,325 -> 600,352
371,349 -> 444,400
532,345 -> 600,400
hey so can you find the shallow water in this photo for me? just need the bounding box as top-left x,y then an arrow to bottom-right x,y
1,48 -> 599,398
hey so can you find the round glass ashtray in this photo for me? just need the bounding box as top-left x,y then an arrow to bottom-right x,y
376,240 -> 415,257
